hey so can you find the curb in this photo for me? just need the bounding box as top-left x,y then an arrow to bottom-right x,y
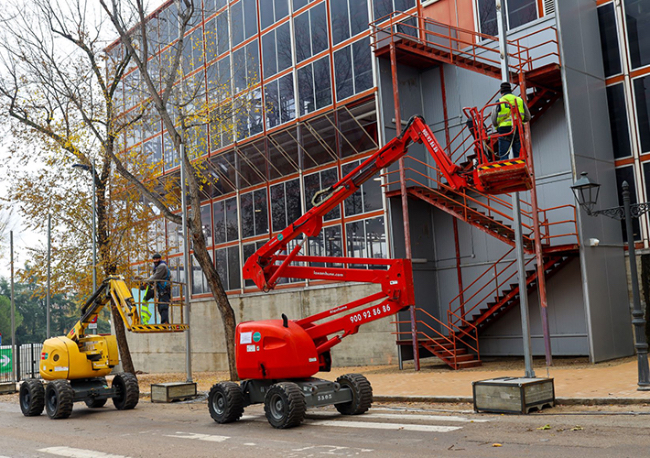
373,395 -> 650,405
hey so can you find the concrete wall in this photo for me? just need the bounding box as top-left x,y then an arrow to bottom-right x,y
125,282 -> 397,373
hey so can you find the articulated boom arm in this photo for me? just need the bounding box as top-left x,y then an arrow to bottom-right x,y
66,276 -> 144,341
243,115 -> 465,292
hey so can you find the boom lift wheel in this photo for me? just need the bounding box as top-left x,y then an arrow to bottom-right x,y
334,374 -> 373,415
264,382 -> 306,429
208,382 -> 245,423
19,378 -> 45,417
45,380 -> 74,419
112,372 -> 139,410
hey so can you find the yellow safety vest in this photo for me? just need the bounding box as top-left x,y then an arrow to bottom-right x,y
496,94 -> 525,128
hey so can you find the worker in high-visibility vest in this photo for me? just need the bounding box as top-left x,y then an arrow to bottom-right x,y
491,82 -> 531,160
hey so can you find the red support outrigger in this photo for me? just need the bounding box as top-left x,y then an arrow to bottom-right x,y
208,113 -> 532,429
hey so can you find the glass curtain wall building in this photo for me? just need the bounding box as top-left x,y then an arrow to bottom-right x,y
113,0 -> 414,297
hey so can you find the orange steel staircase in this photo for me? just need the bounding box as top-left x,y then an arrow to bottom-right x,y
374,12 -> 574,369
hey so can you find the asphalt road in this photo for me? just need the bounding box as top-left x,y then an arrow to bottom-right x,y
1,396 -> 650,457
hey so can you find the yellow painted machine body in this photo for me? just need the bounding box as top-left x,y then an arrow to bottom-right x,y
40,334 -> 118,381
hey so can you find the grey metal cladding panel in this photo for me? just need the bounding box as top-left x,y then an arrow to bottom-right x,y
413,268 -> 441,320
581,245 -> 634,362
530,100 -> 572,178
564,68 -> 597,159
421,66 -> 444,127
409,199 -> 436,261
397,65 -> 424,120
556,0 -> 589,75
544,258 -> 587,335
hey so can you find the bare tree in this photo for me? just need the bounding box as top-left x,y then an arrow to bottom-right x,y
0,0 -> 144,373
99,0 -> 260,380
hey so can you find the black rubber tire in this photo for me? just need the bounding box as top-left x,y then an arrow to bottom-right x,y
264,382 -> 306,429
112,372 -> 139,410
45,380 -> 74,419
334,373 -> 373,415
208,382 -> 245,423
85,397 -> 107,408
19,378 -> 45,417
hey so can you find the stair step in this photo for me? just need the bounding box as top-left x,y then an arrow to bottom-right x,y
455,360 -> 482,369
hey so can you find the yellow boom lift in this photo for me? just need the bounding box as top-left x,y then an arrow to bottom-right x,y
19,276 -> 188,419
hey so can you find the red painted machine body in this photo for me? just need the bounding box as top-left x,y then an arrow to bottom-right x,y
235,320 -> 319,380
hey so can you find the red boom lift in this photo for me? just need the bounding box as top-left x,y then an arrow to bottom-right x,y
208,114 -> 531,428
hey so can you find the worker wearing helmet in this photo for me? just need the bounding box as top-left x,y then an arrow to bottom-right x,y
491,82 -> 531,160
145,253 -> 171,324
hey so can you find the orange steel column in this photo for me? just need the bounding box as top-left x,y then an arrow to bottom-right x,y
390,41 -> 420,371
520,73 -> 553,367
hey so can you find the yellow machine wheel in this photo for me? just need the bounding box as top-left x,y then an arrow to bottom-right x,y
112,372 -> 139,410
45,380 -> 74,419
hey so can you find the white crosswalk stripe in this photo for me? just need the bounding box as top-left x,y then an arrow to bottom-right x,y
39,447 -> 130,458
307,419 -> 462,432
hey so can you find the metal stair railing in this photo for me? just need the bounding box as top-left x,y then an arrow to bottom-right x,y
370,11 -> 560,78
392,307 -> 478,368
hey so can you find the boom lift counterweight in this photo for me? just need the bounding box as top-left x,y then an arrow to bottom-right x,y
209,114 -> 532,428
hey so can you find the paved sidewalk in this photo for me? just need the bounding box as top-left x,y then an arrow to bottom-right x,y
317,356 -> 650,405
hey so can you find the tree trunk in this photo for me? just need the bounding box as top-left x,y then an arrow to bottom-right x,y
190,224 -> 239,380
98,174 -> 135,375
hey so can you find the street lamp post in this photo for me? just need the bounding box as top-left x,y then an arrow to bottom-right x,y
571,172 -> 650,390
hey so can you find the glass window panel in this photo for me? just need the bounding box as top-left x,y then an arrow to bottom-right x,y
308,232 -> 326,267
477,0 -> 497,36
243,242 -> 264,287
228,246 -> 241,290
254,188 -> 269,235
271,182 -> 287,232
349,0 -> 369,37
225,196 -> 239,241
507,0 -> 537,30
331,0 -> 350,45
233,47 -> 246,92
275,0 -> 289,21
324,225 -> 343,267
607,84 -> 632,159
346,220 -> 366,266
342,161 -> 363,216
294,11 -> 311,63
216,248 -> 228,288
231,1 -> 244,46
625,0 -> 650,69
286,178 -> 302,225
241,192 -> 255,238
634,76 -> 650,153
279,73 -> 296,124
334,46 -> 353,101
598,3 -> 622,77
298,65 -> 315,115
265,80 -> 280,128
373,0 -> 393,22
217,11 -> 229,55
263,32 -> 278,79
247,40 -> 260,86
313,57 -> 332,110
201,204 -> 212,246
277,22 -> 293,73
192,257 -> 203,294
205,18 -> 217,63
643,162 -> 650,203
615,166 -> 640,242
213,200 -> 226,244
321,167 -> 340,220
261,0 -> 274,30
365,216 -> 386,260
294,0 -> 309,11
353,37 -> 372,94
311,3 -> 328,55
244,0 -> 258,39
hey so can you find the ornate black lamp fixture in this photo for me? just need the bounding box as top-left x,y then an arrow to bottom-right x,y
571,172 -> 650,390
